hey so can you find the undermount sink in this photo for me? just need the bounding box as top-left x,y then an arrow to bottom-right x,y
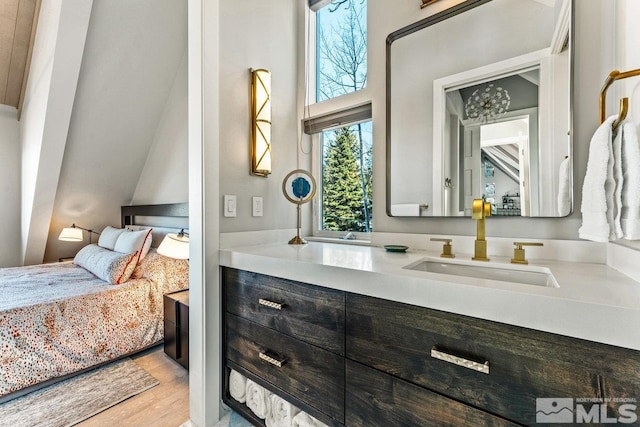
404,258 -> 559,288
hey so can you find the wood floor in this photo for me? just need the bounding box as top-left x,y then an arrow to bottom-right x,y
77,345 -> 190,427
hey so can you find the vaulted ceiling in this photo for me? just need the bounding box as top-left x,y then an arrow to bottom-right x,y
0,0 -> 39,109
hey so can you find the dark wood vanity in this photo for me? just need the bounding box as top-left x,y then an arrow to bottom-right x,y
222,267 -> 640,426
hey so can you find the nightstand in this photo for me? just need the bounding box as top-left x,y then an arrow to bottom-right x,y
163,289 -> 189,369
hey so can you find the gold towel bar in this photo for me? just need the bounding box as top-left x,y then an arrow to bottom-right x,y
599,68 -> 640,131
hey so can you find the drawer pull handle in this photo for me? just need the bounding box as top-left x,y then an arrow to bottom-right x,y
431,346 -> 489,375
259,298 -> 284,310
259,351 -> 287,368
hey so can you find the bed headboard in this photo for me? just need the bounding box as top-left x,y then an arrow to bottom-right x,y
121,203 -> 189,248
121,203 -> 188,226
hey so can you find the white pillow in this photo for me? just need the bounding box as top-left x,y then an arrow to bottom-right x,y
74,244 -> 138,285
114,228 -> 153,263
98,226 -> 125,250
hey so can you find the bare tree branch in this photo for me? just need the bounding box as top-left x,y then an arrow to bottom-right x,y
318,0 -> 367,99
328,0 -> 365,12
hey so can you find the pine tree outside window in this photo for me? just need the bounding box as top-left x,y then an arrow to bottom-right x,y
321,121 -> 372,233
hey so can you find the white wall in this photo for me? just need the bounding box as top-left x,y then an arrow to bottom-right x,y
187,1 -> 302,424
20,0 -> 93,265
189,0 -> 221,424
0,106 -> 21,267
218,0 -> 303,234
131,52 -> 188,205
42,0 -> 187,263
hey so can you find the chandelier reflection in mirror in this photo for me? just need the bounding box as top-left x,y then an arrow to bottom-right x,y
465,83 -> 511,123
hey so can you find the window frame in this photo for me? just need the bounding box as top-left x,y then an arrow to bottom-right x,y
306,0 -> 370,119
313,0 -> 368,104
309,106 -> 372,240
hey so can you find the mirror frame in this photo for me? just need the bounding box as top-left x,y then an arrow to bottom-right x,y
385,0 -> 574,218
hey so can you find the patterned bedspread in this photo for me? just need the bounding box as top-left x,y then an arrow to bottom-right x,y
0,255 -> 188,398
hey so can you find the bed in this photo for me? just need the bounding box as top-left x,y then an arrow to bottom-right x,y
0,203 -> 189,402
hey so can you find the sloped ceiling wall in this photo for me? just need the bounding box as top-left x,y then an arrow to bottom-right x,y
0,0 -> 39,109
20,0 -> 93,266
42,0 -> 187,262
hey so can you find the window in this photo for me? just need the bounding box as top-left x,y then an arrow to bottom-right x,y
315,0 -> 367,103
307,0 -> 371,238
320,120 -> 372,234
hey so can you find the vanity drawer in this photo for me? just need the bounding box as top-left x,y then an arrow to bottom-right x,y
346,359 -> 518,427
226,313 -> 345,422
223,267 -> 345,355
346,293 -> 640,425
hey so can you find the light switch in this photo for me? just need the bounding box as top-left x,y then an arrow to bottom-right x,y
224,195 -> 237,217
252,196 -> 263,217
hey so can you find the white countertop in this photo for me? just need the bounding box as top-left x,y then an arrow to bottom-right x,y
219,242 -> 640,351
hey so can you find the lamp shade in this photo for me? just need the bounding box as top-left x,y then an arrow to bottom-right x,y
157,233 -> 189,259
59,227 -> 83,242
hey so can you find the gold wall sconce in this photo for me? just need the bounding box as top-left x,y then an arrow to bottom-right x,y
251,68 -> 272,177
421,0 -> 439,8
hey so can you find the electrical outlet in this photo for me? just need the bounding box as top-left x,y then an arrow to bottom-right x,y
252,196 -> 263,217
224,195 -> 237,217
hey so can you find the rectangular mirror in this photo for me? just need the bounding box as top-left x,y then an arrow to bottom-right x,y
387,0 -> 573,217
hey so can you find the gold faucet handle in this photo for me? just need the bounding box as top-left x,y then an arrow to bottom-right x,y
431,238 -> 455,258
511,242 -> 544,264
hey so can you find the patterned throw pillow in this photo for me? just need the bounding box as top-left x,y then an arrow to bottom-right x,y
131,249 -> 189,293
74,244 -> 138,285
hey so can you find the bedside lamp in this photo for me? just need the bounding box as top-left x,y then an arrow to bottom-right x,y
158,229 -> 189,259
59,224 -> 100,244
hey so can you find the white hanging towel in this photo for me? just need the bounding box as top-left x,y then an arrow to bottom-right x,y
612,120 -> 624,238
620,121 -> 640,239
579,116 -> 618,242
557,156 -> 571,216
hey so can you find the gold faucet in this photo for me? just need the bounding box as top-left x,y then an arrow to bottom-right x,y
472,198 -> 491,261
431,238 -> 455,258
511,242 -> 544,264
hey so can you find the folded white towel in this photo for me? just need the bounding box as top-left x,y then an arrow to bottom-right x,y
390,203 -> 420,216
291,412 -> 328,427
557,156 -> 571,216
245,379 -> 271,420
621,121 -> 640,239
265,394 -> 301,427
579,116 -> 618,242
229,369 -> 247,403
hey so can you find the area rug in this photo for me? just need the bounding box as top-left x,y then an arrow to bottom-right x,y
0,358 -> 159,427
